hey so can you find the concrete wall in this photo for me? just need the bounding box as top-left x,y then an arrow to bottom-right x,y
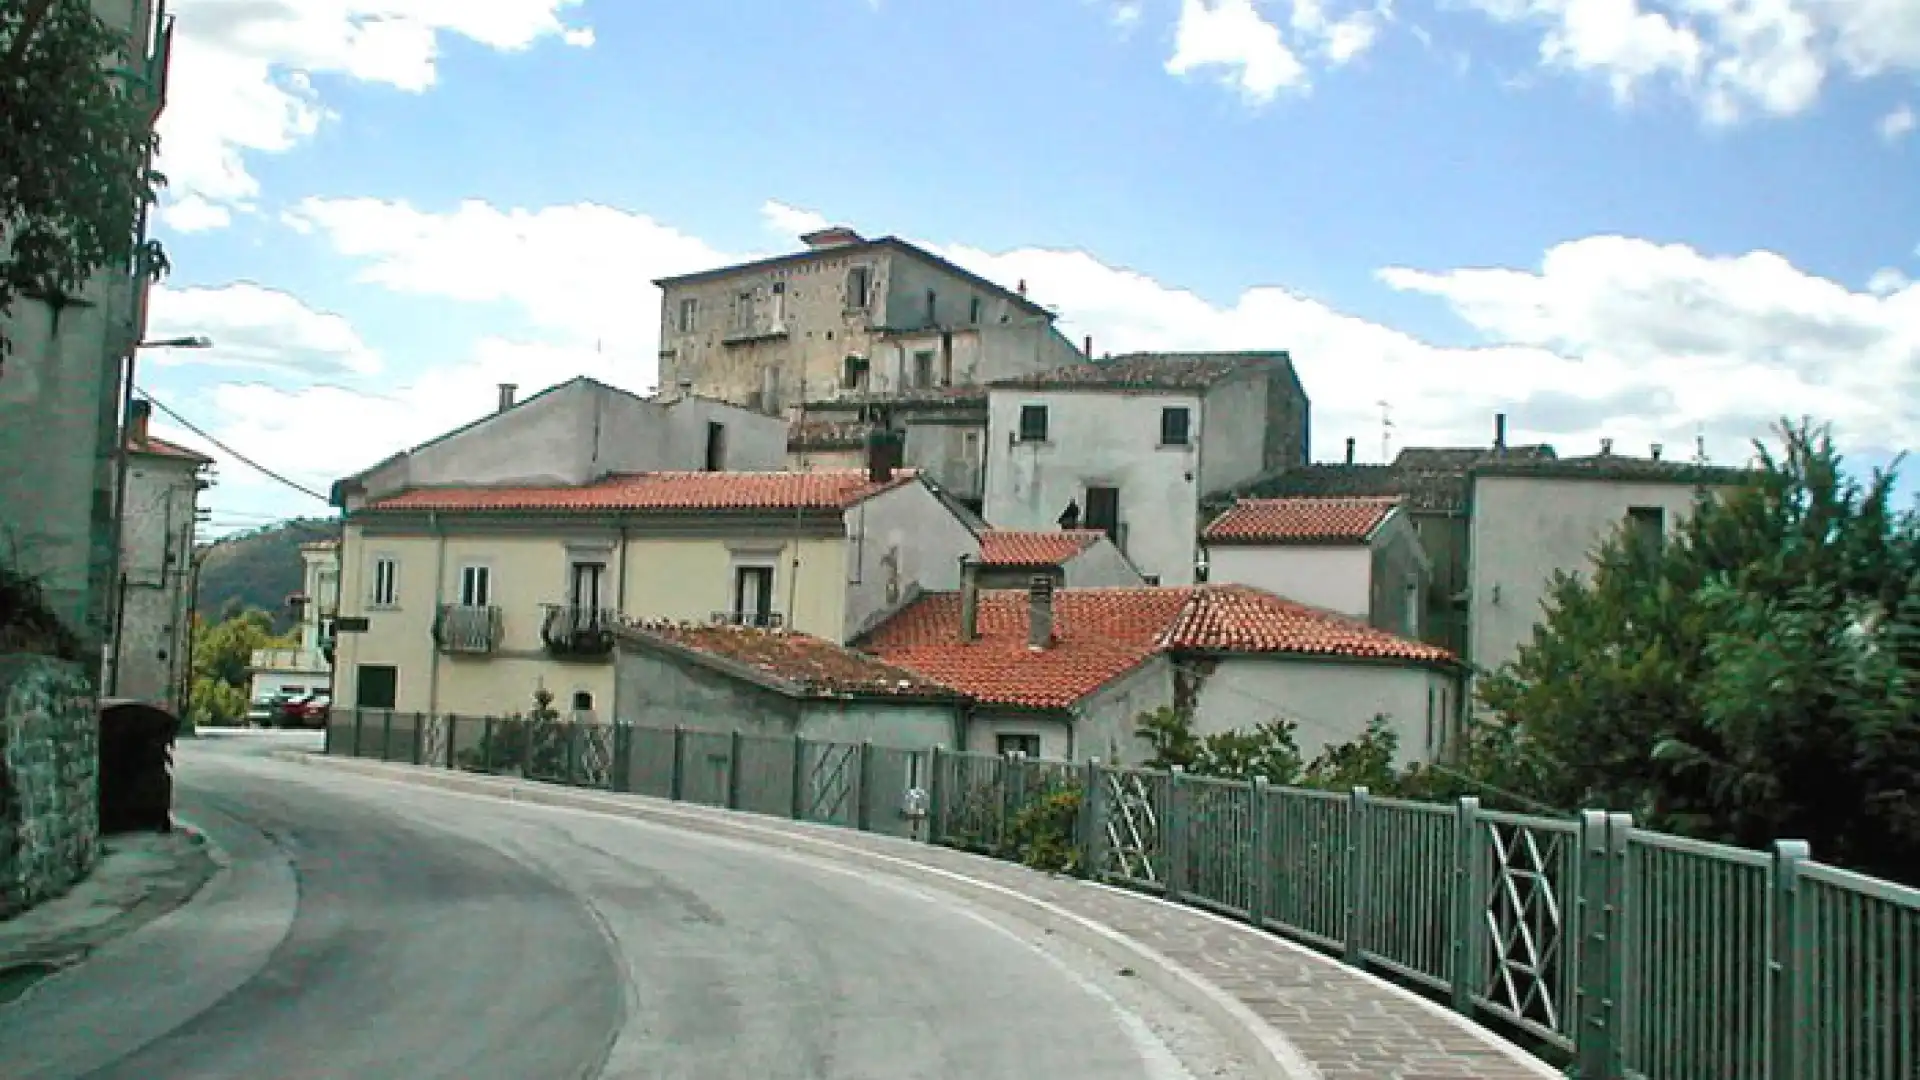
109,453 -> 202,708
1076,654 -> 1176,765
841,479 -> 978,640
0,656 -> 99,917
901,417 -> 987,502
1196,375 -> 1269,495
1468,475 -> 1714,677
1409,511 -> 1470,655
796,699 -> 957,750
1063,537 -> 1147,588
1367,513 -> 1430,640
1207,545 -> 1372,617
1184,655 -> 1457,766
984,388 -> 1207,585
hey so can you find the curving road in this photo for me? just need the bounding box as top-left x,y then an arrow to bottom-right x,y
0,733 -> 1249,1080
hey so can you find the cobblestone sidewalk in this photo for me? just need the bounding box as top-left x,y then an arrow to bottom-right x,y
290,754 -> 1558,1080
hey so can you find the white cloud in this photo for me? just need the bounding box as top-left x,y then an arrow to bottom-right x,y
145,282 -> 381,377
156,0 -> 593,227
1880,102 -> 1917,142
761,200 -> 832,239
1867,267 -> 1910,296
1166,0 -> 1310,103
1456,0 -> 1920,123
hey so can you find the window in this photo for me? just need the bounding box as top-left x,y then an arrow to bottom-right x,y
969,296 -> 982,324
913,350 -> 935,388
371,557 -> 399,607
1084,486 -> 1120,541
770,281 -> 786,327
996,733 -> 1041,758
841,355 -> 867,391
925,288 -> 937,324
356,664 -> 398,709
570,561 -> 606,610
705,421 -> 727,471
1626,506 -> 1665,552
1018,404 -> 1049,442
677,297 -> 698,333
846,265 -> 871,309
459,564 -> 492,607
732,289 -> 755,332
571,690 -> 594,712
1160,406 -> 1191,446
734,565 -> 775,625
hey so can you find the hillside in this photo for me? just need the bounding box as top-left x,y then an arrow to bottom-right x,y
196,518 -> 340,631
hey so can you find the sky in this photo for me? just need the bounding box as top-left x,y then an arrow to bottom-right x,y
136,0 -> 1920,533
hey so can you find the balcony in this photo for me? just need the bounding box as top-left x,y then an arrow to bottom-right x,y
433,604 -> 502,655
250,647 -> 329,673
541,605 -> 619,659
710,611 -> 784,629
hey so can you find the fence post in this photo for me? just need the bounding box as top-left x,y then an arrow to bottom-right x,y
441,715 -> 455,770
1573,809 -> 1630,1079
669,725 -> 686,802
789,734 -> 808,820
1165,766 -> 1189,903
926,746 -> 946,845
1768,839 -> 1811,1080
381,710 -> 394,762
1078,758 -> 1104,880
411,712 -> 425,765
1248,776 -> 1270,929
610,724 -> 632,793
1448,796 -> 1483,1016
726,731 -> 744,810
480,716 -> 495,772
855,740 -> 875,832
997,753 -> 1019,856
565,723 -> 579,786
1342,786 -> 1371,966
350,709 -> 363,757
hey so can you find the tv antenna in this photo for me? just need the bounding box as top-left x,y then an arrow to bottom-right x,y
1377,400 -> 1394,463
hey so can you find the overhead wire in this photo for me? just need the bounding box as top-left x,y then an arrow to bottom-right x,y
133,386 -> 332,504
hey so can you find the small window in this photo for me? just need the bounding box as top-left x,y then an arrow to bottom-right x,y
705,421 -> 727,470
459,564 -> 491,608
996,732 -> 1041,758
846,265 -> 871,309
677,297 -> 698,333
841,355 -> 866,391
1018,404 -> 1049,442
371,557 -> 399,607
913,350 -> 935,389
733,290 -> 754,332
571,690 -> 594,711
1160,406 -> 1191,446
925,288 -> 937,324
734,565 -> 775,625
356,664 -> 398,710
968,296 -> 982,323
1626,506 -> 1665,552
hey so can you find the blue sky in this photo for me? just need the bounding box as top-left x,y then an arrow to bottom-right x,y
139,0 -> 1919,530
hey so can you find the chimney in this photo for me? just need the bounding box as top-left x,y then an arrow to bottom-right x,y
1650,442 -> 1663,461
1027,575 -> 1054,651
799,226 -> 864,250
128,399 -> 152,446
497,383 -> 517,413
959,558 -> 980,642
1494,412 -> 1508,450
1017,279 -> 1028,297
1344,437 -> 1355,465
1084,334 -> 1093,358
1600,437 -> 1614,456
865,427 -> 902,483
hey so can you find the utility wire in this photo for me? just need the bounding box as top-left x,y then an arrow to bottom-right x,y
134,387 -> 332,504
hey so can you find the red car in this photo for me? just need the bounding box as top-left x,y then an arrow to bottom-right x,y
278,691 -> 331,729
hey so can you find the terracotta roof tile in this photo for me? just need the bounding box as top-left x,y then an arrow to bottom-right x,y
863,584 -> 1453,710
990,351 -> 1288,391
976,529 -> 1106,567
622,621 -> 957,699
128,435 -> 213,463
1203,497 -> 1400,545
360,469 -> 916,515
1471,453 -> 1751,485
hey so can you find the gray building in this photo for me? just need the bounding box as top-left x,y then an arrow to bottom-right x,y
104,401 -> 211,710
0,0 -> 173,660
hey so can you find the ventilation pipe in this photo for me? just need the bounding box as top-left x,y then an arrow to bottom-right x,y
1494,412 -> 1508,450
497,383 -> 517,413
1344,437 -> 1356,465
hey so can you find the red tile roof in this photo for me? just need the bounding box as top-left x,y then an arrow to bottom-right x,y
128,434 -> 213,464
1203,496 -> 1400,545
976,529 -> 1106,567
862,584 -> 1453,709
621,621 -> 957,699
360,469 -> 916,514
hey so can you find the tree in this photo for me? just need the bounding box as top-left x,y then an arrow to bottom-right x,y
187,609 -> 290,725
1,0 -> 169,364
1478,421 -> 1920,883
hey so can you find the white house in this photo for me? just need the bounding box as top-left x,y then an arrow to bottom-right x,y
106,401 -> 213,712
1201,496 -> 1429,639
248,540 -> 340,705
982,352 -> 1310,586
1466,445 -> 1749,680
971,529 -> 1144,589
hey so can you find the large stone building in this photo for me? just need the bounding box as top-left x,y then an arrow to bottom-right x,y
105,400 -> 211,711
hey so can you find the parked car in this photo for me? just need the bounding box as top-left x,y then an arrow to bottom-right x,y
246,694 -> 286,727
279,691 -> 330,729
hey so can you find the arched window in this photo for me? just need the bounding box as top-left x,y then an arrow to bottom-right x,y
571,691 -> 594,712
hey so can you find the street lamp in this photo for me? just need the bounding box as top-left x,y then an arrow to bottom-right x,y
138,335 -> 213,349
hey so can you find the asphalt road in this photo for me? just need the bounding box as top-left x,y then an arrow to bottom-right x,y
0,732 -> 1246,1080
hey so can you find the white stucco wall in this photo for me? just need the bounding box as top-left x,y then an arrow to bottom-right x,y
1186,656 -> 1458,766
984,389 -> 1205,584
841,479 -> 980,640
1468,474 -> 1717,677
1206,545 -> 1372,617
1061,536 -> 1148,588
110,451 -> 203,708
1194,374 -> 1269,495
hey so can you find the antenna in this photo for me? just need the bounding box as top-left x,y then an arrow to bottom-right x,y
1694,425 -> 1708,464
1376,400 -> 1394,463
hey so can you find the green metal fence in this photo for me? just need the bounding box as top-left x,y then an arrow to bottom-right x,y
324,711 -> 1918,1080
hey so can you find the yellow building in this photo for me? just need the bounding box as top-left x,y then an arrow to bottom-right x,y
332,467 -> 981,719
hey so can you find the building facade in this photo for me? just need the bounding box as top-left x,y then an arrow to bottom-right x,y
247,540 -> 340,705
0,0 -> 173,657
332,469 -> 981,718
104,400 -> 210,711
1201,495 -> 1428,638
971,529 -> 1144,590
983,353 -> 1310,586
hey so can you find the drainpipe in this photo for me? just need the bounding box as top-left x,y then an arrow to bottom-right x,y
106,199 -> 154,694
426,511 -> 447,716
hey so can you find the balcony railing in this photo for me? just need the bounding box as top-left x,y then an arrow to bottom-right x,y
541,605 -> 619,659
433,604 -> 502,654
250,647 -> 329,672
711,611 -> 784,629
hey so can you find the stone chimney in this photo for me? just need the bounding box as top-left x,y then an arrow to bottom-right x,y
497,383 -> 517,413
1027,575 -> 1054,651
1650,442 -> 1663,461
1344,437 -> 1355,465
1017,279 -> 1028,297
959,558 -> 980,642
128,399 -> 152,446
1600,437 -> 1614,456
1084,335 -> 1093,358
800,226 -> 864,250
865,427 -> 902,484
1494,412 -> 1508,450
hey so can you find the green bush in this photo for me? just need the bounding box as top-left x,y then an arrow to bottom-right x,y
1007,786 -> 1084,874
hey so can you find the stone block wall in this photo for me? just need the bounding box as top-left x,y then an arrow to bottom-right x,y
0,654 -> 100,917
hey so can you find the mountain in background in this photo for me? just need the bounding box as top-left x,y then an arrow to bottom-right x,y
196,518 -> 340,631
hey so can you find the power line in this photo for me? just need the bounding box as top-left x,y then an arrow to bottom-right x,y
134,387 -> 332,504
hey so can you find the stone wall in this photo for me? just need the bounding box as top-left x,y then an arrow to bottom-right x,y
0,654 -> 100,917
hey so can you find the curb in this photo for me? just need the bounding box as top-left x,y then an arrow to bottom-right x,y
272,750 -> 1318,1079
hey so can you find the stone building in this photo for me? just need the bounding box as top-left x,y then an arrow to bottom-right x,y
105,400 -> 212,711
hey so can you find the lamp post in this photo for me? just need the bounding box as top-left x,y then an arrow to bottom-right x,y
105,334 -> 213,697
